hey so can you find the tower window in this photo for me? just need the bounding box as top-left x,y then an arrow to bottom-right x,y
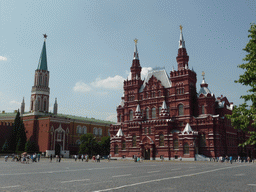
129,110 -> 133,121
184,142 -> 189,154
152,107 -> 156,119
178,104 -> 184,116
122,141 -> 126,150
148,127 -> 151,134
146,108 -> 149,119
132,135 -> 136,147
159,134 -> 164,146
202,105 -> 205,114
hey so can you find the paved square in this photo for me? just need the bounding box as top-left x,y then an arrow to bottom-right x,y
0,158 -> 255,192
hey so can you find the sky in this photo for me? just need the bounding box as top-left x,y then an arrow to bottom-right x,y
0,0 -> 255,122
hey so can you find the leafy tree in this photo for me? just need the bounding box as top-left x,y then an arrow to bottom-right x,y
99,136 -> 110,156
2,140 -> 9,152
9,110 -> 21,151
79,133 -> 98,157
16,120 -> 27,152
25,138 -> 38,153
227,23 -> 256,146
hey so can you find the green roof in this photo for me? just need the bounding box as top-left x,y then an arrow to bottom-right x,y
37,41 -> 48,71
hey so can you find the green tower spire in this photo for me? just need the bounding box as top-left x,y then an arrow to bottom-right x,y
37,34 -> 48,71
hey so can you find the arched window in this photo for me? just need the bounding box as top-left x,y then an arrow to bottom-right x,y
76,125 -> 82,134
159,134 -> 164,146
93,127 -> 98,135
148,127 -> 151,134
37,98 -> 41,111
202,105 -> 205,114
45,77 -> 48,86
98,128 -> 102,136
173,139 -> 179,149
152,107 -> 156,119
132,135 -> 136,147
146,108 -> 149,119
178,104 -> 184,116
114,145 -> 119,154
122,141 -> 126,150
144,127 -> 147,134
31,101 -> 33,111
83,126 -> 87,134
177,88 -> 179,94
129,110 -> 133,121
184,142 -> 189,154
200,133 -> 206,147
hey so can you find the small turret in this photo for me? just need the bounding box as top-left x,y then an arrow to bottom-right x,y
134,104 -> 142,120
21,97 -> 25,115
53,98 -> 58,115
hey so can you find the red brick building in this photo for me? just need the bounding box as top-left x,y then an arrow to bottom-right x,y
0,36 -> 112,157
110,27 -> 254,160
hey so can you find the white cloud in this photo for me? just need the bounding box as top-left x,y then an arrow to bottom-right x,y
73,81 -> 92,93
127,67 -> 152,80
91,75 -> 125,89
106,114 -> 117,122
0,56 -> 7,61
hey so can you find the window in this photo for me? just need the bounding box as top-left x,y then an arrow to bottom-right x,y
144,127 -> 147,134
159,107 -> 162,115
77,126 -> 82,134
98,128 -> 102,136
43,100 -> 47,111
202,105 -> 205,114
173,139 -> 179,149
83,126 -> 87,134
129,110 -> 133,121
132,135 -> 136,147
152,107 -> 156,119
184,143 -> 189,154
177,89 -> 179,94
146,108 -> 149,119
148,127 -> 151,134
122,141 -> 126,150
159,134 -> 164,146
93,127 -> 98,135
114,145 -> 119,154
57,133 -> 62,141
119,114 -> 122,122
178,104 -> 184,116
37,98 -> 41,110
200,133 -> 206,147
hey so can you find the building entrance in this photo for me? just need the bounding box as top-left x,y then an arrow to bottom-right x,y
144,149 -> 150,160
55,144 -> 61,155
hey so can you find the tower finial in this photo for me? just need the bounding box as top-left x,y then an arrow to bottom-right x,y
202,71 -> 205,80
134,38 -> 138,45
133,38 -> 139,60
43,34 -> 47,39
179,25 -> 183,32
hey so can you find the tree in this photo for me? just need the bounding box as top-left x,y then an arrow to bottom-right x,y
16,120 -> 27,152
227,23 -> 256,146
98,136 -> 110,156
79,133 -> 98,157
9,110 -> 21,151
25,138 -> 38,153
2,140 -> 9,152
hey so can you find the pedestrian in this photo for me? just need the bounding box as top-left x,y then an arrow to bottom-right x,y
81,154 -> 84,162
59,155 -> 61,163
74,155 -> 77,161
37,153 -> 40,162
96,154 -> 100,162
230,156 -> 232,164
56,155 -> 59,162
108,154 -> 111,162
50,154 -> 53,162
4,155 -> 8,162
179,156 -> 182,161
247,156 -> 250,163
33,153 -> 37,162
85,154 -> 88,162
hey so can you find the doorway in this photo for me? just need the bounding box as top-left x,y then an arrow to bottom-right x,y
55,144 -> 61,156
144,149 -> 150,160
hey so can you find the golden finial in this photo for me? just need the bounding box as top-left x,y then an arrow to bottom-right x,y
179,25 -> 183,32
43,34 -> 47,39
202,71 -> 205,79
134,38 -> 138,45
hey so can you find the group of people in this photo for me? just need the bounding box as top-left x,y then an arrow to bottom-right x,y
4,153 -> 41,164
73,154 -> 89,162
211,155 -> 254,164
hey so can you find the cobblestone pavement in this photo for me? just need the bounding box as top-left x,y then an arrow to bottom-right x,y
0,158 -> 255,192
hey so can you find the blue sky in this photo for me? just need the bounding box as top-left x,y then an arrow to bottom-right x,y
0,0 -> 254,122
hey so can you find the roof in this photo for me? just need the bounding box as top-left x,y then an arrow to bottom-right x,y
139,69 -> 171,93
37,41 -> 48,71
116,128 -> 124,137
198,86 -> 212,96
182,123 -> 193,134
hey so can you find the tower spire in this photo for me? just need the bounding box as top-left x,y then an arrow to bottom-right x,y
37,34 -> 48,71
176,26 -> 189,70
130,38 -> 141,80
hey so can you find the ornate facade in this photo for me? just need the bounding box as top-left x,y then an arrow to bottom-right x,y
110,27 -> 255,160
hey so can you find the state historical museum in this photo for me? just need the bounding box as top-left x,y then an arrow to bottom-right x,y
110,27 -> 254,160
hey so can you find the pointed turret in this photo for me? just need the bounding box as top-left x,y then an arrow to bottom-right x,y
131,38 -> 141,80
134,104 -> 142,120
116,128 -> 124,137
30,34 -> 50,113
21,97 -> 25,115
53,98 -> 58,115
176,25 -> 189,70
160,100 -> 169,118
37,35 -> 48,71
198,71 -> 212,96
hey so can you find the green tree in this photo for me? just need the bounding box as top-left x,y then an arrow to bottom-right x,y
79,133 -> 98,157
16,120 -> 27,152
227,23 -> 256,146
99,136 -> 110,156
2,140 -> 9,152
9,110 -> 21,151
25,138 -> 38,153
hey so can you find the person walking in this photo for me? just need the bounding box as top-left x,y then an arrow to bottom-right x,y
37,153 -> 40,162
50,154 -> 53,162
230,156 -> 233,164
59,155 -> 61,163
81,154 -> 84,162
